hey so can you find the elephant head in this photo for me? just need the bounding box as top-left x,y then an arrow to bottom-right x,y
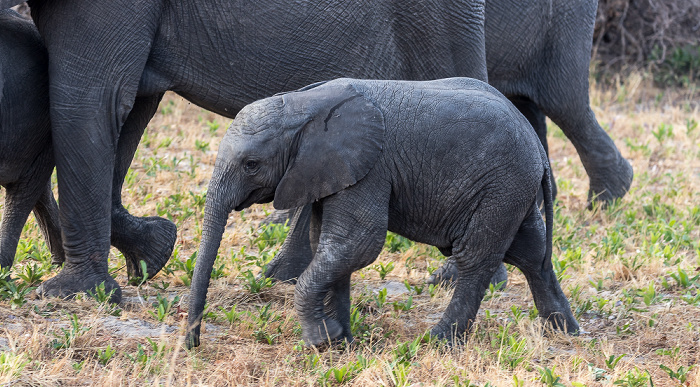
186,81 -> 385,347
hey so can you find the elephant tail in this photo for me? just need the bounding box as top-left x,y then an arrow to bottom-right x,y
542,160 -> 554,271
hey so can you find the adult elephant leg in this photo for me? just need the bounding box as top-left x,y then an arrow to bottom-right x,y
263,205 -> 314,283
503,204 -> 578,333
32,0 -> 163,303
32,180 -> 65,266
0,182 -> 46,269
510,96 -> 556,202
546,103 -> 632,204
537,3 -> 632,204
109,94 -> 176,282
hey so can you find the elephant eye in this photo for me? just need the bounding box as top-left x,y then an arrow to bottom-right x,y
244,160 -> 258,172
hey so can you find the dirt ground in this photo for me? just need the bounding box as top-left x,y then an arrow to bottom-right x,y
0,73 -> 698,386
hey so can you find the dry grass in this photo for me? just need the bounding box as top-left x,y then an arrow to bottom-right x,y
0,74 -> 698,386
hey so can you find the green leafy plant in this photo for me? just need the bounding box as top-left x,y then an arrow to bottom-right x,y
612,367 -> 652,386
249,303 -> 282,344
15,261 -> 50,286
194,139 -> 210,152
239,270 -> 274,293
218,305 -> 243,325
392,295 -> 414,312
98,344 -> 116,365
668,267 -> 699,289
403,280 -> 424,295
652,123 -> 674,144
605,354 -> 626,370
659,364 -> 694,385
87,281 -> 117,304
483,280 -> 507,302
538,366 -> 566,387
372,261 -> 395,280
0,267 -> 34,309
0,352 -> 29,379
254,221 -> 289,251
51,314 -> 91,349
374,288 -> 388,309
148,293 -> 181,322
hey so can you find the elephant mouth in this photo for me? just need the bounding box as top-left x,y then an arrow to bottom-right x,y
234,188 -> 275,211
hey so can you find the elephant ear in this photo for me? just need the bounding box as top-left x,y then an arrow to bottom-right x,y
273,82 -> 385,210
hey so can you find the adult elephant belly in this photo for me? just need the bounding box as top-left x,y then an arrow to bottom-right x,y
27,0 -> 488,303
143,1 -> 485,118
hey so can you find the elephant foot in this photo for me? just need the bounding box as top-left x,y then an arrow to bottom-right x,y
587,155 -> 633,205
111,212 -> 177,282
37,261 -> 122,303
542,312 -> 580,335
427,258 -> 509,289
259,209 -> 293,226
302,318 -> 343,347
429,323 -> 467,346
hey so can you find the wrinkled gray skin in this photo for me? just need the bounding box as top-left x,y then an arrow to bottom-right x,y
0,9 -> 64,270
187,78 -> 580,347
265,0 -> 634,287
12,0 -> 488,303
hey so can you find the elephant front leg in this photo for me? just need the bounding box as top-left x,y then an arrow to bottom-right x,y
109,94 -> 177,282
295,187 -> 389,347
36,110 -> 122,302
33,0 -> 163,303
263,205 -> 314,283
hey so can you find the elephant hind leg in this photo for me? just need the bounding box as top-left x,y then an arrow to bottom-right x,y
109,94 -> 176,282
0,151 -> 56,269
32,179 -> 65,265
503,204 -> 579,334
431,214 -> 523,343
0,183 -> 42,269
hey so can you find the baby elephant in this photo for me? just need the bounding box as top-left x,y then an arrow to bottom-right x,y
0,9 -> 64,270
187,77 -> 578,347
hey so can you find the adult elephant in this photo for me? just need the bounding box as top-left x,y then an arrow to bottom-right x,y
264,0 -> 636,285
6,0 -> 489,302
1,0 -> 631,302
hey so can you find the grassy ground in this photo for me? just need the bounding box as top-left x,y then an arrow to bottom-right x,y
0,74 -> 698,386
